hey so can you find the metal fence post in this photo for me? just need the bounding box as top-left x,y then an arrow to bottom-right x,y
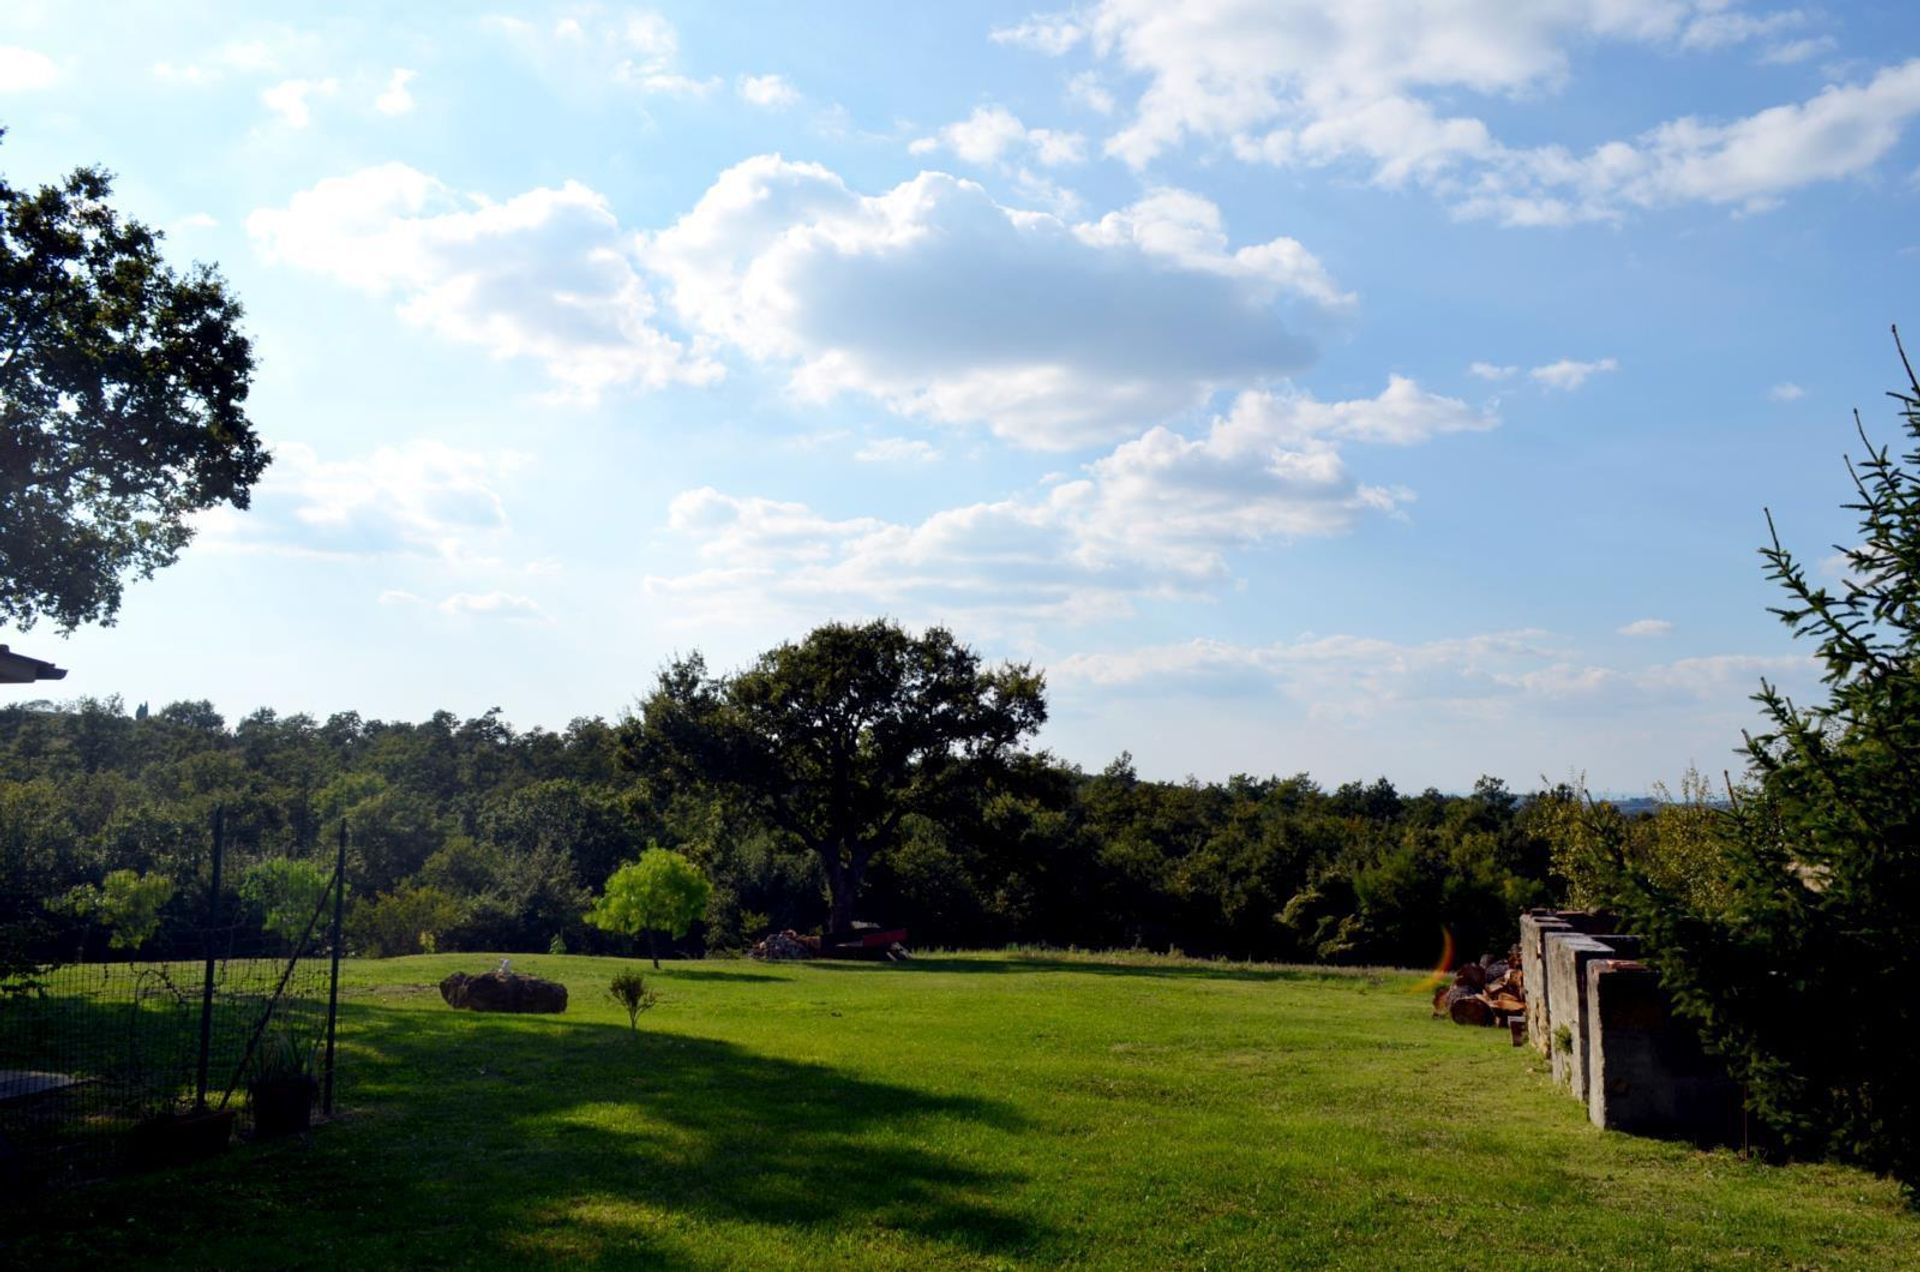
194,803 -> 225,1111
322,820 -> 347,1116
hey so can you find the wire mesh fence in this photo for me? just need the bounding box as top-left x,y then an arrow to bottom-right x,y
0,815 -> 346,1192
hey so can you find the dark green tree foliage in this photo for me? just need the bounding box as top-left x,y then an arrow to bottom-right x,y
0,133 -> 265,630
347,884 -> 462,958
239,857 -> 330,948
622,621 -> 1048,931
0,701 -> 656,965
1613,340 -> 1920,1195
0,669 -> 1569,969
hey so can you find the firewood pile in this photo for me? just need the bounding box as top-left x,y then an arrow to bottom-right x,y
749,930 -> 820,961
1434,945 -> 1525,1034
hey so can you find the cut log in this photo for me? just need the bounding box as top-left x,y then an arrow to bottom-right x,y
1449,995 -> 1495,1027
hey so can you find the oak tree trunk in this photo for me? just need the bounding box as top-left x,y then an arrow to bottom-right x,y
828,875 -> 855,933
824,848 -> 865,933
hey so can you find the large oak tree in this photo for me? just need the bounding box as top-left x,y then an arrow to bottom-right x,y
1,133 -> 265,632
621,620 -> 1047,932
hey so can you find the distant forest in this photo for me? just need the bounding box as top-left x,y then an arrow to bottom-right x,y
0,693 -> 1607,969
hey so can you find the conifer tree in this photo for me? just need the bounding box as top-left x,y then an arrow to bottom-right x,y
1619,330 -> 1920,1197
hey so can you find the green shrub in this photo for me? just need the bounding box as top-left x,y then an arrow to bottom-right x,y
347,884 -> 462,957
1538,769 -> 1736,916
607,968 -> 659,1032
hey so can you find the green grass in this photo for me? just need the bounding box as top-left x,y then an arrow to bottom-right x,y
7,950 -> 1914,1269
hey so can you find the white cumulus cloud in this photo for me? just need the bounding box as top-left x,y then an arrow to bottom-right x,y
1530,357 -> 1619,390
0,46 -> 58,92
737,73 -> 800,108
248,164 -> 722,400
1001,3 -> 1917,224
495,9 -> 723,96
437,591 -> 551,623
261,77 -> 338,128
990,15 -> 1085,56
375,68 -> 416,116
1067,71 -> 1117,115
1758,36 -> 1836,66
648,377 -> 1490,625
641,156 -> 1348,449
911,105 -> 1087,167
1679,7 -> 1805,51
1618,618 -> 1674,637
197,439 -> 525,564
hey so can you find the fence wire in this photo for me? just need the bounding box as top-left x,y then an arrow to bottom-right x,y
0,817 -> 346,1192
0,948 -> 332,1187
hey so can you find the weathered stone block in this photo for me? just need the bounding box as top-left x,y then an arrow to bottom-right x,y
1545,931 -> 1615,1096
1519,912 -> 1570,1054
1585,960 -> 1739,1141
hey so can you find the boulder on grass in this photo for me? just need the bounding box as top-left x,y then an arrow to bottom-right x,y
439,970 -> 568,1013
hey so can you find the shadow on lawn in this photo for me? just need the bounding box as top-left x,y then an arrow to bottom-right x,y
10,999 -> 1045,1269
625,964 -> 788,983
809,955 -> 1379,984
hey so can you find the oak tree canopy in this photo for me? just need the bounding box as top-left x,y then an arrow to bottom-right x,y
1,132 -> 265,632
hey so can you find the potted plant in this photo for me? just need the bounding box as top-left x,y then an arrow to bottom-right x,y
247,1030 -> 317,1138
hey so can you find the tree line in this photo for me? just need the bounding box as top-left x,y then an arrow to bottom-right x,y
0,683 -> 1591,971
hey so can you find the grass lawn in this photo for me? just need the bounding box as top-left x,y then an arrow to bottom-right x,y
6,950 -> 1915,1270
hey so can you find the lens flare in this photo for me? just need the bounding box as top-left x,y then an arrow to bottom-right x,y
1414,925 -> 1456,996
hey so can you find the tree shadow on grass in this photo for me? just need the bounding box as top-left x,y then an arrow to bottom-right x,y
627,964 -> 788,984
807,954 -> 1383,984
8,1000 -> 1046,1270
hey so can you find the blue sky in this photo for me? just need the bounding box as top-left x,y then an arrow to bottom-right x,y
4,1 -> 1917,791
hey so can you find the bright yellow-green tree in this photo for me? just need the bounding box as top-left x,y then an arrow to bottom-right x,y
586,847 -> 712,969
62,868 -> 174,951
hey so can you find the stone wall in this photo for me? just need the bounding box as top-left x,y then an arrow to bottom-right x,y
1519,907 -> 1611,1056
1545,931 -> 1643,1100
1585,960 -> 1741,1141
1518,911 -> 1568,1055
1522,909 -> 1736,1142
